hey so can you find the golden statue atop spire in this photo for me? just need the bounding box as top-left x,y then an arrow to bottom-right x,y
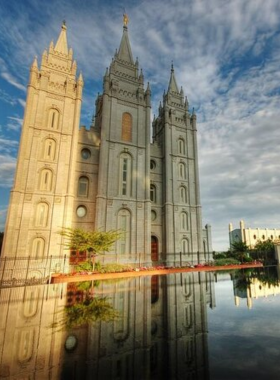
123,12 -> 129,27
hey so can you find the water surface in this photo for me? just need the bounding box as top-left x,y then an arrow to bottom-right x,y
0,266 -> 280,379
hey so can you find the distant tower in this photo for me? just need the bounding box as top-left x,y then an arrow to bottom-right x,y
2,23 -> 83,258
152,64 -> 203,262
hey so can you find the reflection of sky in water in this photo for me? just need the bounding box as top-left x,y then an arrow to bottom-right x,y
208,272 -> 280,380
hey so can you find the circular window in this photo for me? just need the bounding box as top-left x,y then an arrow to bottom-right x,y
81,148 -> 91,160
76,205 -> 87,218
65,335 -> 78,352
150,160 -> 156,170
151,210 -> 157,221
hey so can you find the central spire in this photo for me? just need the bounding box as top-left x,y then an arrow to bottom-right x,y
117,13 -> 134,64
54,21 -> 68,55
168,63 -> 179,93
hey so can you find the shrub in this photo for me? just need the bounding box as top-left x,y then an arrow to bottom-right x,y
98,263 -> 134,273
214,258 -> 240,266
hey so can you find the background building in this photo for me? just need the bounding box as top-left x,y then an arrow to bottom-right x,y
2,18 -> 212,264
229,220 -> 280,248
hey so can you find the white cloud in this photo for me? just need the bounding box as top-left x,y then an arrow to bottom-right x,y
0,0 -> 280,249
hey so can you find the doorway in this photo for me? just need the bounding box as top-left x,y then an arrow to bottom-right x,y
151,236 -> 158,262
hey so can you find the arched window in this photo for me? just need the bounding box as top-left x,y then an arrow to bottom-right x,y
178,138 -> 185,155
179,186 -> 187,203
119,153 -> 132,196
35,203 -> 49,227
31,237 -> 45,258
179,163 -> 186,179
39,169 -> 53,192
48,109 -> 59,130
117,209 -> 131,254
181,238 -> 189,254
150,185 -> 156,203
44,138 -> 56,160
181,212 -> 188,230
122,112 -> 132,142
78,176 -> 89,197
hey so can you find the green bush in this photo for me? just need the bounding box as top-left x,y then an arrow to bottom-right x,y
214,253 -> 227,260
98,263 -> 134,273
242,256 -> 253,263
214,258 -> 240,266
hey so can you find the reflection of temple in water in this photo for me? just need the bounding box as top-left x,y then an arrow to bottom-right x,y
0,272 -> 215,379
233,267 -> 280,309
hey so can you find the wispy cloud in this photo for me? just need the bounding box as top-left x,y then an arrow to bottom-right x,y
0,0 -> 280,249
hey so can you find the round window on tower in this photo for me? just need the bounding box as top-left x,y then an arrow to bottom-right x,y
81,148 -> 91,160
65,335 -> 78,352
76,205 -> 87,218
150,160 -> 156,170
151,210 -> 157,221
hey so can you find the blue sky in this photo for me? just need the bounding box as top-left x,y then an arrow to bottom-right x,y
1,0 -> 280,251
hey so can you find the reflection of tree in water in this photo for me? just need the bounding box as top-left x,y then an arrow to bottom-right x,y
234,267 -> 280,291
53,281 -> 119,331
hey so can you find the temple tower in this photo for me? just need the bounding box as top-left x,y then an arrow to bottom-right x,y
152,65 -> 203,262
94,16 -> 151,261
2,23 -> 83,258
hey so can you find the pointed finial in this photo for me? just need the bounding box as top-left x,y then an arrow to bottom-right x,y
31,56 -> 38,70
171,61 -> 174,72
78,71 -> 84,85
62,20 -> 67,29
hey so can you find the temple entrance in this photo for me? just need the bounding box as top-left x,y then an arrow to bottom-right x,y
151,236 -> 158,262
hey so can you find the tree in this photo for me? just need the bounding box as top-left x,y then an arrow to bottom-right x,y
59,227 -> 122,270
230,241 -> 249,262
253,239 -> 275,261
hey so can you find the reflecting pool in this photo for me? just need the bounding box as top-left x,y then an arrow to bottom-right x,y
0,266 -> 280,379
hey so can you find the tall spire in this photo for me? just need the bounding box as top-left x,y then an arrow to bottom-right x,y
54,21 -> 68,55
117,13 -> 134,64
168,63 -> 179,93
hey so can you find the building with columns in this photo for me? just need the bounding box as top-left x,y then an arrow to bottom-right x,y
2,18 -> 212,264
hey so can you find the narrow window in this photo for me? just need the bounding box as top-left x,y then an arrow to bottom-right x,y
150,185 -> 156,203
122,112 -> 132,142
179,186 -> 187,203
181,238 -> 189,254
181,212 -> 188,230
39,169 -> 53,191
119,154 -> 132,196
78,176 -> 89,197
179,163 -> 186,179
178,138 -> 185,155
32,237 -> 45,258
48,109 -> 59,130
35,203 -> 49,227
117,209 -> 131,254
44,139 -> 56,160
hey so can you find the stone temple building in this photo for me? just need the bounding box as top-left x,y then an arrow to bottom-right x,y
2,18 -> 212,264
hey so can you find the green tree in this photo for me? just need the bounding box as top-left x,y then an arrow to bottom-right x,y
59,227 -> 122,270
230,241 -> 249,262
253,239 -> 275,262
